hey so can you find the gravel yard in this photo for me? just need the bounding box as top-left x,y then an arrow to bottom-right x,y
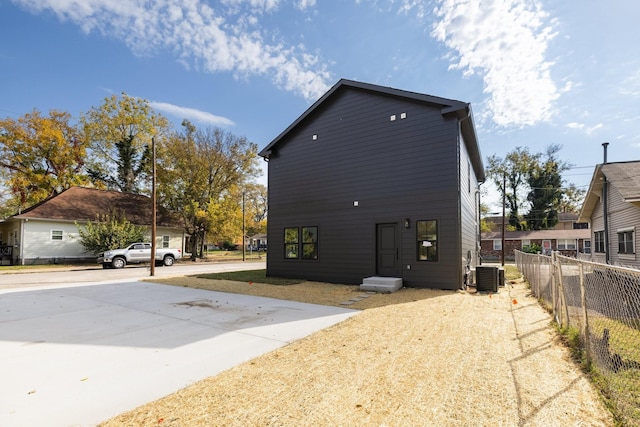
100,277 -> 613,426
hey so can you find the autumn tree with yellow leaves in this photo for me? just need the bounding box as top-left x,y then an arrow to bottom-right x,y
81,93 -> 170,194
157,120 -> 261,259
0,109 -> 90,213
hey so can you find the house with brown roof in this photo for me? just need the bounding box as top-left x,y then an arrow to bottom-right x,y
481,228 -> 591,261
578,160 -> 640,268
483,212 -> 588,233
0,187 -> 186,265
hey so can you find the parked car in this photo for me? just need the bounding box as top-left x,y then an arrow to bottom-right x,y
97,243 -> 182,269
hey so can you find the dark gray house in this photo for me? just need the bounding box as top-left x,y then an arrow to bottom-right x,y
259,79 -> 485,289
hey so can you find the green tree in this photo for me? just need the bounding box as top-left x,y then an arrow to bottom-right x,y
479,202 -> 495,232
525,145 -> 569,230
157,121 -> 260,259
0,109 -> 90,213
242,182 -> 268,236
76,210 -> 147,254
557,183 -> 586,213
488,145 -> 576,231
486,147 -> 538,230
81,93 -> 170,194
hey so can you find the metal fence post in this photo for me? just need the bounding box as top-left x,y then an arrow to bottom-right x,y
557,253 -> 569,329
578,262 -> 591,368
550,252 -> 556,322
536,254 -> 541,297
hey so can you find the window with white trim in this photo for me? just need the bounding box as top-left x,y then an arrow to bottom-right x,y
594,231 -> 605,253
51,230 -> 63,241
521,239 -> 531,249
162,235 -> 170,248
617,228 -> 635,254
557,239 -> 577,250
493,239 -> 502,251
584,239 -> 591,254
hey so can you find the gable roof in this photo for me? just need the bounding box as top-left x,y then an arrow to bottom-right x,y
259,78 -> 485,182
578,161 -> 640,222
11,187 -> 181,228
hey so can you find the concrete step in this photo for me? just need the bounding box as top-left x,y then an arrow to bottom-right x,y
360,276 -> 402,293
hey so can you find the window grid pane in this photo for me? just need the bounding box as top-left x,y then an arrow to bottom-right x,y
301,226 -> 318,260
618,231 -> 634,254
284,228 -> 299,259
417,220 -> 438,261
594,231 -> 605,253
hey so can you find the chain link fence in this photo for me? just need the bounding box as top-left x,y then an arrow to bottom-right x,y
515,250 -> 640,426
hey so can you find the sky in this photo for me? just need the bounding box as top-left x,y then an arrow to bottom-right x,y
1,0 -> 639,212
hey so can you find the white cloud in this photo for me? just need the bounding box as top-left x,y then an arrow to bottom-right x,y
12,0 -> 331,100
586,123 -> 603,135
149,102 -> 235,127
619,70 -> 640,96
430,0 -> 559,127
566,122 -> 584,130
295,0 -> 316,10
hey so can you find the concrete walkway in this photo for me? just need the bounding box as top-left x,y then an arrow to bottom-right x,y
0,280 -> 357,426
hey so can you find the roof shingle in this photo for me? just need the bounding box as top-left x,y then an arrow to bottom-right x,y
14,187 -> 180,228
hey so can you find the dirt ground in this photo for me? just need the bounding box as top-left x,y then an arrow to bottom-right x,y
100,277 -> 613,426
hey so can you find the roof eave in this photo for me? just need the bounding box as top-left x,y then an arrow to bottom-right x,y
577,165 -> 604,223
258,78 -> 480,161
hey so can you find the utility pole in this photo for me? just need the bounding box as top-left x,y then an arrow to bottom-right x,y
150,137 -> 157,276
602,142 -> 610,264
242,191 -> 246,262
501,173 -> 506,266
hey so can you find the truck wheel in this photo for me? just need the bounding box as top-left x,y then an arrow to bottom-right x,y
163,255 -> 175,266
111,257 -> 126,269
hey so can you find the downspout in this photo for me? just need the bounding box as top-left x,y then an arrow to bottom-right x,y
602,142 -> 610,264
477,182 -> 482,266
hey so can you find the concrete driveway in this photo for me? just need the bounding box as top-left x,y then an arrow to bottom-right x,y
0,278 -> 358,426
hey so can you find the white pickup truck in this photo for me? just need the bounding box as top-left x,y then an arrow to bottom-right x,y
98,243 -> 182,269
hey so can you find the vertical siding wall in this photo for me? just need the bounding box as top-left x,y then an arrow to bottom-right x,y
266,89 -> 464,289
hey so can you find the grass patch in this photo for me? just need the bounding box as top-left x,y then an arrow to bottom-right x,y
202,250 -> 266,262
553,311 -> 640,426
504,264 -> 520,281
195,269 -> 302,285
0,263 -> 94,271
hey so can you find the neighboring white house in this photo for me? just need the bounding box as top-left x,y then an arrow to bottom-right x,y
578,160 -> 640,269
248,233 -> 268,251
0,187 -> 186,266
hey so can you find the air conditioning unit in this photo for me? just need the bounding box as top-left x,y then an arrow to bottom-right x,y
476,266 -> 498,292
